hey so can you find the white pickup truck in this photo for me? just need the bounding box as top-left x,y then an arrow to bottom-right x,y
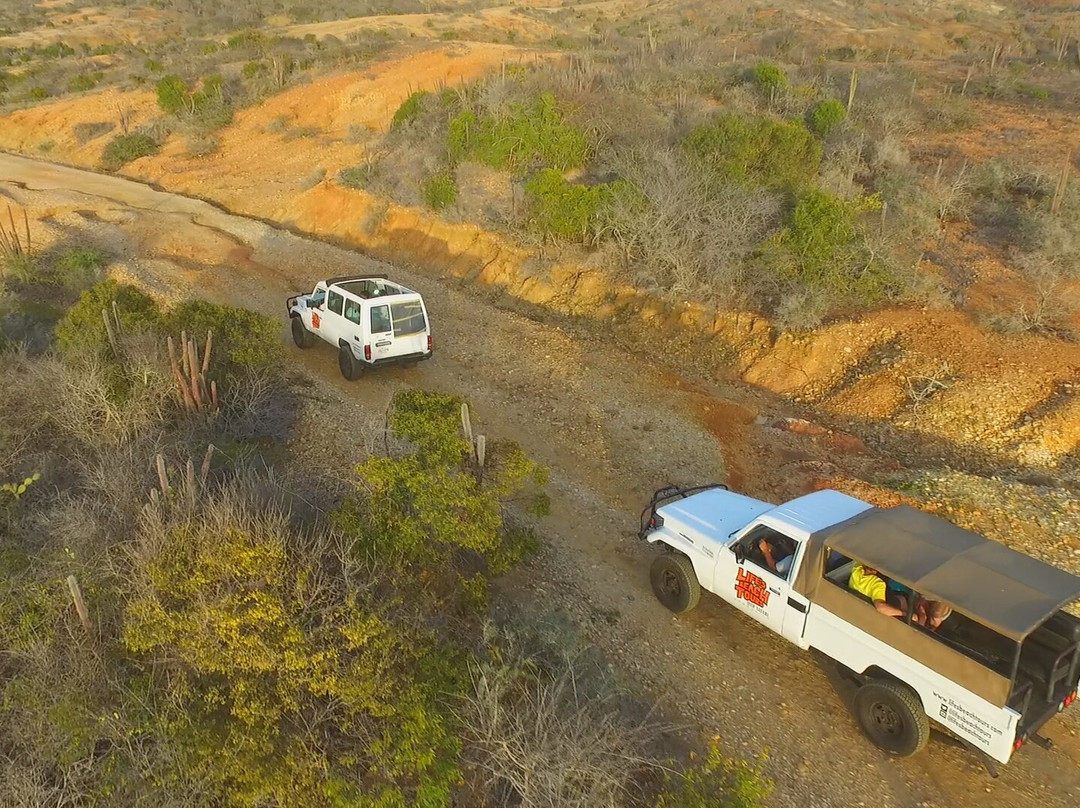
287,274 -> 432,380
639,484 -> 1080,772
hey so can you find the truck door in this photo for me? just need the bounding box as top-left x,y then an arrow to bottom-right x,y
719,525 -> 799,636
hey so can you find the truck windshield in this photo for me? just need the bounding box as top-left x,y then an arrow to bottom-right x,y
391,301 -> 426,336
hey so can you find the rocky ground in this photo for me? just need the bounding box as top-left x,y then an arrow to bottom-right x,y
2,151 -> 1079,808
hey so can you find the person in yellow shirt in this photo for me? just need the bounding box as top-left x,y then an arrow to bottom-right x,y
850,563 -> 910,618
849,564 -> 952,630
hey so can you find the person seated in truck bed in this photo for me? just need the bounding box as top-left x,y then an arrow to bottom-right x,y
850,564 -> 952,629
850,563 -> 919,621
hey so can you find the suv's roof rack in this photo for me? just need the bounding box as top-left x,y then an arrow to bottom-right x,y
326,273 -> 388,286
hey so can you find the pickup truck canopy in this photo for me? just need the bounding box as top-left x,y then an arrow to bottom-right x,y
795,504 -> 1080,642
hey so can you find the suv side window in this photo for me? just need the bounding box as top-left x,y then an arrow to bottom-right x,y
344,297 -> 362,324
371,305 -> 391,334
328,290 -> 344,316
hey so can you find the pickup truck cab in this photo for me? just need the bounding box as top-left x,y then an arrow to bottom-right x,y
640,484 -> 1080,772
287,275 -> 432,380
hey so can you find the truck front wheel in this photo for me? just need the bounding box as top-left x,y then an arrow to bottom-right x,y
650,553 -> 701,614
853,679 -> 929,757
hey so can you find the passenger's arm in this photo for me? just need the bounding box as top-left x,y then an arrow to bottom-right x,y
873,599 -> 904,618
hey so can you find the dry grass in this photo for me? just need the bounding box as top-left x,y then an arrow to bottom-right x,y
461,633 -> 663,808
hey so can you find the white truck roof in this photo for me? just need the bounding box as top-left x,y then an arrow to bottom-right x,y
658,488 -> 873,544
765,490 -> 874,535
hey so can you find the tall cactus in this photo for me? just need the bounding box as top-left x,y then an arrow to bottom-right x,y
168,330 -> 219,412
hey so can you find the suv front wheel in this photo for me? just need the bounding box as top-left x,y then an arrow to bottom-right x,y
292,317 -> 315,348
338,344 -> 362,381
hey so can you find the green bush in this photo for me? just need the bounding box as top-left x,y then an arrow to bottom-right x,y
389,389 -> 470,466
121,481 -> 463,807
144,58 -> 164,73
241,60 -> 262,79
683,115 -> 821,189
523,168 -> 618,242
39,42 -> 75,59
226,29 -> 262,49
167,299 -> 281,373
655,741 -> 772,808
336,390 -> 548,572
27,86 -> 49,101
101,133 -> 159,169
752,62 -> 788,95
392,89 -> 431,128
422,169 -> 458,211
447,93 -> 589,173
338,165 -> 371,189
54,246 -> 108,288
771,190 -> 898,303
155,74 -> 187,115
2,253 -> 38,284
55,280 -> 162,354
67,72 -> 102,93
809,98 -> 847,137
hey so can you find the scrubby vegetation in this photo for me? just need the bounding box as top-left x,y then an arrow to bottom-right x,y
0,232 -> 770,806
101,133 -> 160,169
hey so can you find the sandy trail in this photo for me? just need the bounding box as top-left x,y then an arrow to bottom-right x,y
2,151 -> 1078,808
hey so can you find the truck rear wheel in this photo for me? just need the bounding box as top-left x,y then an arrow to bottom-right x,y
338,344 -> 361,381
291,317 -> 315,348
650,553 -> 701,614
853,679 -> 929,757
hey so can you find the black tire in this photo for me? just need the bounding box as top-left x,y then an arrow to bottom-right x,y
338,344 -> 361,381
853,679 -> 929,757
291,316 -> 314,348
649,553 -> 701,614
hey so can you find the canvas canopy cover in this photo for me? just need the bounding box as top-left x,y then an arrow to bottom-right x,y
794,505 -> 1080,642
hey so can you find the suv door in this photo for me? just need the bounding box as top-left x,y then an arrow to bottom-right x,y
323,288 -> 345,345
389,298 -> 428,357
369,303 -> 394,361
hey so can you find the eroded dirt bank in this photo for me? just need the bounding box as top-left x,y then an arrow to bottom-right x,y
1,46 -> 1078,474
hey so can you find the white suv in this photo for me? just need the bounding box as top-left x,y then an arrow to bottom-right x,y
287,275 -> 433,380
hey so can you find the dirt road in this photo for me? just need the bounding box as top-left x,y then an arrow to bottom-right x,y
2,151 -> 1078,808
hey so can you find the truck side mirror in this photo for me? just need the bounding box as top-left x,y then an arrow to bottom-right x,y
733,543 -> 746,565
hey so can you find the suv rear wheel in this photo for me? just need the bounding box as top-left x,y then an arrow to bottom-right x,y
853,679 -> 929,757
649,553 -> 701,614
338,344 -> 361,381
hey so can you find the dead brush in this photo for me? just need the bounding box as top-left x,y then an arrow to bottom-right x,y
28,338 -> 174,450
460,649 -> 663,808
905,361 -> 953,409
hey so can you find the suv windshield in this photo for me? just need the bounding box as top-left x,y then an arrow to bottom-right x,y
391,300 -> 426,336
